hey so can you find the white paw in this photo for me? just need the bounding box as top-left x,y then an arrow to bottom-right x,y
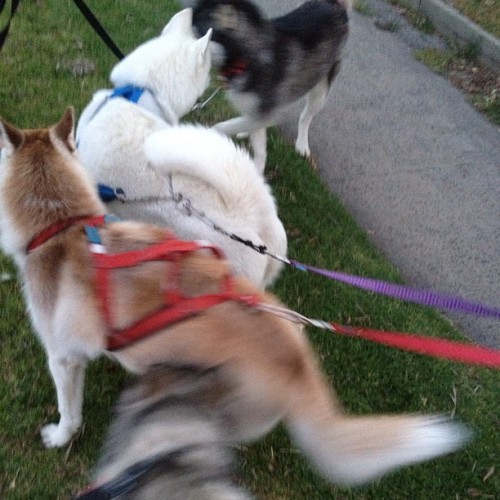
236,132 -> 249,139
294,140 -> 311,159
41,423 -> 74,448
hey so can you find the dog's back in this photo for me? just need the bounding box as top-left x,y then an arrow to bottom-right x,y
84,364 -> 251,499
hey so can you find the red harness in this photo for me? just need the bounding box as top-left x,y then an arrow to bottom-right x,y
27,215 -> 259,350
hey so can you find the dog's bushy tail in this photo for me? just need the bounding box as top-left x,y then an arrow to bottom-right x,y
287,412 -> 469,485
144,125 -> 260,202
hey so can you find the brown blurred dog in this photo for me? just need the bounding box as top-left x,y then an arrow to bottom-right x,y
0,109 -> 468,488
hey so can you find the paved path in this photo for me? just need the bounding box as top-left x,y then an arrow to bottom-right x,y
184,0 -> 500,348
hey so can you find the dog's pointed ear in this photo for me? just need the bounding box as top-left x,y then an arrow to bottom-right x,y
196,28 -> 212,61
161,8 -> 193,37
53,106 -> 76,153
0,117 -> 24,153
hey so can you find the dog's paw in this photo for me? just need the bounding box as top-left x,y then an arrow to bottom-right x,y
294,144 -> 317,170
41,423 -> 74,448
294,139 -> 311,159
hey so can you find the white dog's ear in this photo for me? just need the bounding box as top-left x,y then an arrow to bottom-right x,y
52,107 -> 76,153
196,28 -> 212,60
161,8 -> 193,37
0,117 -> 24,154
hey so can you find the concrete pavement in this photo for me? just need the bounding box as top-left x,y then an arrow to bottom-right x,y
183,0 -> 500,348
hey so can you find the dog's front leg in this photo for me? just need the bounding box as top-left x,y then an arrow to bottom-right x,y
214,115 -> 269,137
41,356 -> 86,448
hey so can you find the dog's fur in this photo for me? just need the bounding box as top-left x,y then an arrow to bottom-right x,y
76,7 -> 286,289
0,109 -> 468,487
78,8 -> 213,129
82,364 -> 251,499
192,0 -> 352,171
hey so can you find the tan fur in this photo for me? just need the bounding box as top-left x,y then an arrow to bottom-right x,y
0,109 -> 468,485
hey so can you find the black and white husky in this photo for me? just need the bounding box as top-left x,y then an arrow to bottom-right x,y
192,0 -> 352,171
76,364 -> 251,499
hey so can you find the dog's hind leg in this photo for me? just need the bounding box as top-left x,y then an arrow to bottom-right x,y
41,356 -> 86,448
295,76 -> 332,159
296,59 -> 343,160
249,128 -> 267,173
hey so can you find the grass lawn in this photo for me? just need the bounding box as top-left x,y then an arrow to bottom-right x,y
444,0 -> 500,38
1,1 -> 499,499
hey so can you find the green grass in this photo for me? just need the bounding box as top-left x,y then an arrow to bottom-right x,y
445,0 -> 500,38
386,0 -> 499,38
1,1 -> 499,499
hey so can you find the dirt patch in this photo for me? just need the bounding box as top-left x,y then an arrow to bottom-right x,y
447,59 -> 499,96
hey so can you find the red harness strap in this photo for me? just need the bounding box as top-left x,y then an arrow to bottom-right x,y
28,215 -> 260,351
88,236 -> 259,351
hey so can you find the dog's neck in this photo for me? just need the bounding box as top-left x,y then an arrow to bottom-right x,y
84,86 -> 179,130
132,87 -> 179,125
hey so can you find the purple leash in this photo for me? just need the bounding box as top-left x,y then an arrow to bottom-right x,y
110,179 -> 500,320
290,261 -> 500,319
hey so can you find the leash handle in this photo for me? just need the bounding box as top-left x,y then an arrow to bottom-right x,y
73,0 -> 124,59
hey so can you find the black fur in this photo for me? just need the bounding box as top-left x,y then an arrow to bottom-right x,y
192,0 -> 349,116
81,364 -> 250,499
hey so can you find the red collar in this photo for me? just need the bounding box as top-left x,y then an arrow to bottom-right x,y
26,215 -> 106,253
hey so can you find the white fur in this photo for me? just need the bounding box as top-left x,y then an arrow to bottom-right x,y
76,9 -> 287,289
144,125 -> 287,287
110,8 -> 213,123
290,415 -> 470,486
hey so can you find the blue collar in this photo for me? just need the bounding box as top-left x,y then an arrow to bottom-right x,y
97,184 -> 125,203
110,85 -> 145,103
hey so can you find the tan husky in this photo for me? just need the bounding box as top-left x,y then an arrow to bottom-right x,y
0,109 -> 468,486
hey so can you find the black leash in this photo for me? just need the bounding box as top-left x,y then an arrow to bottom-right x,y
72,0 -> 124,60
0,0 -> 20,51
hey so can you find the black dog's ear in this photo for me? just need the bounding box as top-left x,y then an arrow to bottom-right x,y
53,106 -> 76,152
0,116 -> 25,151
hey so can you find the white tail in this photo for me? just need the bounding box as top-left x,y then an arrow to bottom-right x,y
144,125 -> 259,201
289,414 -> 470,485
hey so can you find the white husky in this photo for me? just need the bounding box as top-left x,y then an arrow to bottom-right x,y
76,8 -> 287,289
